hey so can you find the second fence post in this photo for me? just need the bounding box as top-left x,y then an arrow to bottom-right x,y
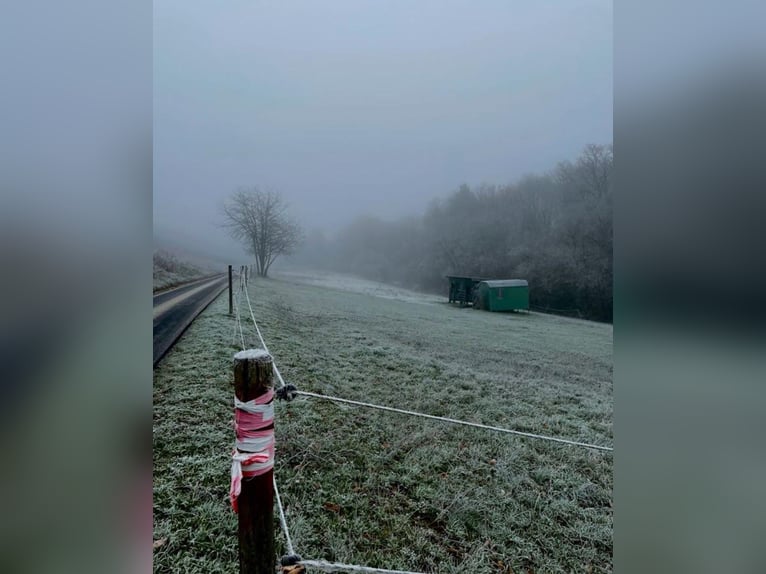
228,264 -> 233,315
232,350 -> 275,574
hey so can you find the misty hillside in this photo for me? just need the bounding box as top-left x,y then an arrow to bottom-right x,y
153,250 -> 209,292
290,144 -> 613,322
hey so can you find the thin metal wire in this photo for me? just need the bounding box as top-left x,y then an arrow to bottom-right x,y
231,282 -> 239,347
231,303 -> 239,348
273,476 -> 295,556
242,286 -> 610,451
298,560 -> 428,574
243,284 -> 286,388
241,286 -> 609,451
233,287 -> 246,350
296,390 -> 613,452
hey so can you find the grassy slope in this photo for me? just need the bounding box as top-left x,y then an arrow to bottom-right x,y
153,251 -> 208,292
153,275 -> 613,573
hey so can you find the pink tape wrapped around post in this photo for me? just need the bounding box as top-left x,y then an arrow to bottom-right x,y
230,388 -> 276,512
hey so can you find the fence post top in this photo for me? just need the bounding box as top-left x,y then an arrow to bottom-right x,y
233,349 -> 272,362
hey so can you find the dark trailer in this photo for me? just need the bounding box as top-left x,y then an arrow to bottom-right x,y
446,275 -> 483,306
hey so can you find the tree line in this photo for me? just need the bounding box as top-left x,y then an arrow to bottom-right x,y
295,144 -> 613,322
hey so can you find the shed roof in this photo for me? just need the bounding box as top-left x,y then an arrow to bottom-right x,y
481,279 -> 528,288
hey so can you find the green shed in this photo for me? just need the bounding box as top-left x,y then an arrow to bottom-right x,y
474,279 -> 529,312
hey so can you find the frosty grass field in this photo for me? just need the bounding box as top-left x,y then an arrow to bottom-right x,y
153,271 -> 613,573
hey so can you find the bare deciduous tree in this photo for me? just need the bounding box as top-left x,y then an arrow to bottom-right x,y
222,188 -> 302,277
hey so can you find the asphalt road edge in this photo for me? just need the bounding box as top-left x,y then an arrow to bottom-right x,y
153,281 -> 228,369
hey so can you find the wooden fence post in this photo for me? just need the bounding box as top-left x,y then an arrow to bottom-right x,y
229,265 -> 233,315
233,351 -> 275,574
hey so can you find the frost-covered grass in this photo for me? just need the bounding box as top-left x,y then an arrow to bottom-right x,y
273,269 -> 443,305
153,274 -> 613,573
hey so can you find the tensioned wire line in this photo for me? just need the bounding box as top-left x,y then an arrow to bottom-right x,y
243,284 -> 287,388
273,476 -> 295,556
232,285 -> 246,351
230,284 -> 239,346
295,390 -> 612,452
241,283 -> 612,452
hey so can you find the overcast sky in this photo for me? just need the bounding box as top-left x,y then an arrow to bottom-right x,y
154,0 -> 612,259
